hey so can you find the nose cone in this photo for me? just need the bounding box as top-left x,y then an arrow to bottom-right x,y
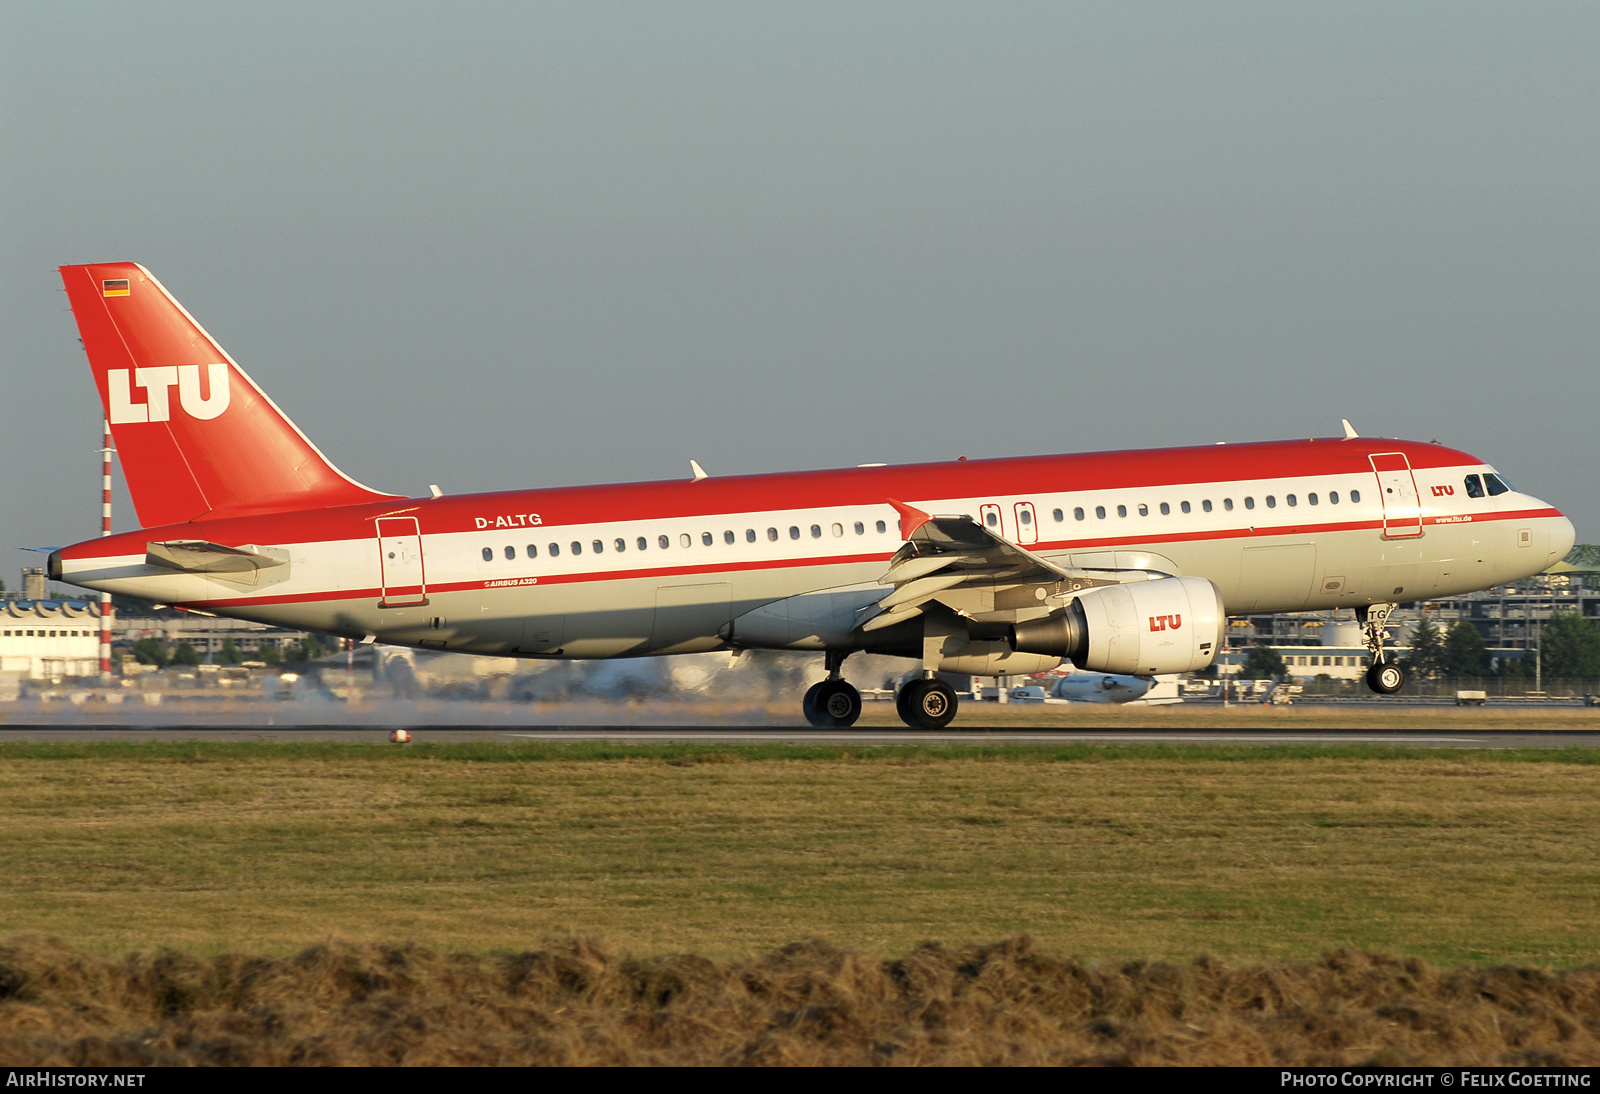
1551,512 -> 1577,565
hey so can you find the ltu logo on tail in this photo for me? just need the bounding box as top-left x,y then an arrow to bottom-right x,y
1148,614 -> 1182,631
108,365 -> 230,424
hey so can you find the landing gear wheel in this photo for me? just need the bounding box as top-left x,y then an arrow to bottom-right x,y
1366,661 -> 1406,695
898,678 -> 959,730
802,681 -> 826,726
803,679 -> 862,728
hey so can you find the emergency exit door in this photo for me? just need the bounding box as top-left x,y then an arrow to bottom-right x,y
1014,501 -> 1038,544
1369,453 -> 1423,538
377,516 -> 428,606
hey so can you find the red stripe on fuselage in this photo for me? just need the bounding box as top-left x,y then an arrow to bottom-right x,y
61,436 -> 1495,559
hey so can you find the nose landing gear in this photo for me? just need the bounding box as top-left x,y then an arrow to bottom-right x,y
1359,603 -> 1407,695
802,650 -> 862,727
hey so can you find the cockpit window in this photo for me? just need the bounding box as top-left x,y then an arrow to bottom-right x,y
1464,474 -> 1484,498
1484,473 -> 1511,496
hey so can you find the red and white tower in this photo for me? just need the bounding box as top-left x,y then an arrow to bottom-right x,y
99,419 -> 114,682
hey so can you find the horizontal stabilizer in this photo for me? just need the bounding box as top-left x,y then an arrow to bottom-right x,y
146,540 -> 289,575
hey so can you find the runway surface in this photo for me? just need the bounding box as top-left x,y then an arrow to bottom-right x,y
3,725 -> 1599,748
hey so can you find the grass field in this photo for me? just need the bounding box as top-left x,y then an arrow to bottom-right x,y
1,741 -> 1598,964
4,740 -> 1600,1065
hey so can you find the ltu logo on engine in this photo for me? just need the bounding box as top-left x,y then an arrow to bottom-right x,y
1148,614 -> 1182,632
108,365 -> 230,424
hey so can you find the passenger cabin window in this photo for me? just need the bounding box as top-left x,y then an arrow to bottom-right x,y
549,543 -> 560,556
1244,497 -> 1255,510
1019,510 -> 1032,526
615,538 -> 627,552
482,547 -> 493,562
659,535 -> 670,549
1096,505 -> 1106,519
1287,494 -> 1297,507
1350,489 -> 1362,503
571,541 -> 583,555
747,529 -> 757,542
1484,473 -> 1510,496
1180,501 -> 1190,514
1160,502 -> 1170,515
527,544 -> 538,557
1308,494 -> 1318,505
1137,504 -> 1149,516
724,530 -> 735,544
504,545 -> 516,560
1053,509 -> 1064,522
702,532 -> 714,546
1464,474 -> 1485,498
680,534 -> 692,548
1202,500 -> 1212,512
1224,499 -> 1235,511
593,540 -> 604,553
768,527 -> 779,541
876,520 -> 887,533
832,523 -> 844,537
1330,492 -> 1340,504
790,526 -> 800,540
985,512 -> 999,527
638,537 -> 648,550
810,524 -> 822,538
854,522 -> 865,535
1265,496 -> 1276,508
1074,507 -> 1085,521
1116,505 -> 1128,518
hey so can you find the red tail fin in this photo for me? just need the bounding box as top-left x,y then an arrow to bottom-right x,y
60,262 -> 396,527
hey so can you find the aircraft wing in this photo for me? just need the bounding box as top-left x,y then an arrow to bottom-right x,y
859,500 -> 1170,632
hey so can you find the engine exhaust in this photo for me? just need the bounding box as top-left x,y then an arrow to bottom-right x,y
1007,600 -> 1089,663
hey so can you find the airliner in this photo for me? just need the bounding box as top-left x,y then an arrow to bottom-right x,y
48,263 -> 1575,728
1049,670 -> 1182,705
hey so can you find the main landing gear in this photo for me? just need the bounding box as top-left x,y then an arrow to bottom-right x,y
801,634 -> 963,730
896,676 -> 959,730
1359,603 -> 1407,695
803,650 -> 863,728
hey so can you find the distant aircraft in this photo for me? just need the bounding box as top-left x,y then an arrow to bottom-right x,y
49,263 -> 1574,728
1049,670 -> 1182,705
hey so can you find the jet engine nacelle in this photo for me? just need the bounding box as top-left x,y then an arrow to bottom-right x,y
1008,575 -> 1224,676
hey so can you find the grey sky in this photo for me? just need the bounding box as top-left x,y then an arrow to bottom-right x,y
4,1 -> 1597,571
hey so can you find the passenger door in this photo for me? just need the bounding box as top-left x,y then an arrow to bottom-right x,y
376,516 -> 428,606
1369,453 -> 1423,538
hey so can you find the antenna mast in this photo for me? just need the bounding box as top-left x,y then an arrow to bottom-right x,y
99,420 -> 114,683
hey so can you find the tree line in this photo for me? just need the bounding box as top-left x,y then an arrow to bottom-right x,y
127,634 -> 328,668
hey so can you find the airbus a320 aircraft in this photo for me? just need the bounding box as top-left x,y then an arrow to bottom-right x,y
49,263 -> 1575,728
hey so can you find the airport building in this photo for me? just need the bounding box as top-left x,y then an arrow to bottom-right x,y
0,598 -> 316,683
0,600 -> 105,679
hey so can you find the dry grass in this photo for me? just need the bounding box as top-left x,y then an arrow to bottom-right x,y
1,935 -> 1597,1065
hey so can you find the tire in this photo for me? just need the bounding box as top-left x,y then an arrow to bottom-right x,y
815,679 -> 862,728
899,678 -> 959,729
1366,661 -> 1406,695
802,681 -> 828,727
